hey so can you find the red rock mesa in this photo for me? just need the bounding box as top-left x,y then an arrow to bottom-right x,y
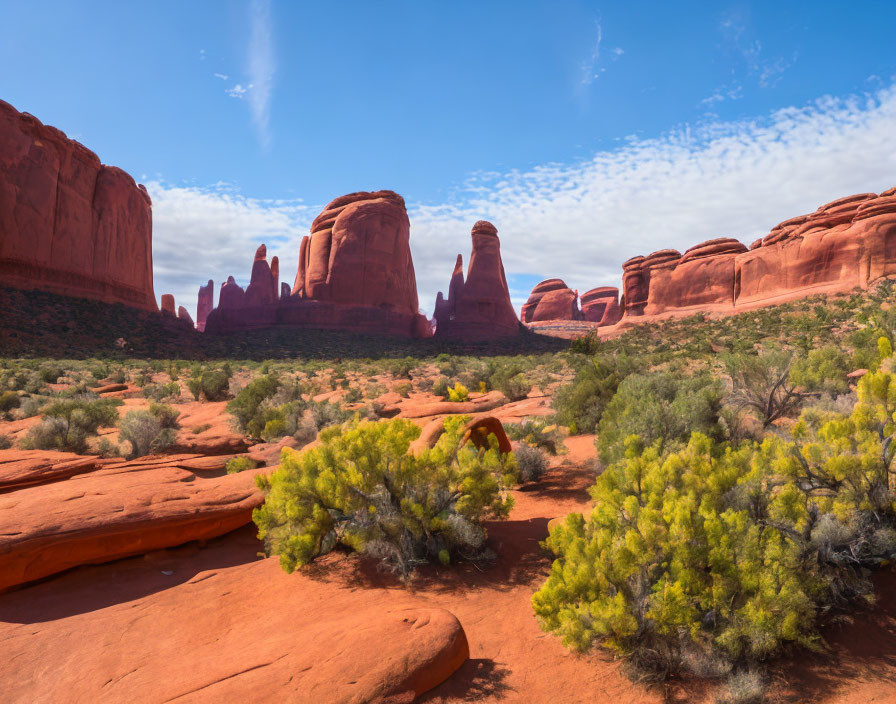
196,279 -> 214,332
580,286 -> 622,326
0,99 -> 156,311
433,221 -> 521,340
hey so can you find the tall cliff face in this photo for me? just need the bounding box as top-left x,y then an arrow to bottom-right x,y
292,190 -> 420,315
433,221 -> 520,340
204,190 -> 429,337
616,189 -> 896,322
0,99 -> 156,311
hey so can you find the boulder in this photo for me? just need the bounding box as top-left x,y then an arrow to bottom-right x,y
0,459 -> 265,591
521,279 -> 581,322
196,279 -> 214,331
0,99 -> 156,311
580,286 -> 621,325
433,221 -> 520,340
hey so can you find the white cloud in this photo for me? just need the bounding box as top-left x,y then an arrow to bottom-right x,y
579,20 -> 603,86
225,83 -> 252,99
214,73 -> 230,81
247,0 -> 275,149
701,82 -> 744,106
149,84 -> 896,319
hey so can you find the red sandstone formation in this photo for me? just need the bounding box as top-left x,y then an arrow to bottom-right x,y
0,450 -> 110,492
177,306 -> 194,327
608,188 -> 896,324
434,221 -> 520,340
205,191 -> 429,337
581,286 -> 622,325
621,249 -> 681,316
196,279 -> 214,332
521,279 -> 582,323
0,458 -> 264,591
0,99 -> 156,311
160,293 -> 176,316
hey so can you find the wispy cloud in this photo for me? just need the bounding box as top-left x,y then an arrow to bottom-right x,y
247,0 -> 275,149
214,72 -> 230,81
579,20 -> 603,86
719,13 -> 797,89
701,82 -> 744,106
226,83 -> 252,99
149,84 -> 896,318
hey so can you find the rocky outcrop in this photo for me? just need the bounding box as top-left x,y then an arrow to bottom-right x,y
204,191 -> 429,337
0,554 -> 469,703
521,279 -> 581,323
0,450 -> 110,492
160,293 -> 176,316
177,306 -> 194,327
434,221 -> 520,340
196,279 -> 214,332
0,458 -> 264,591
0,99 -> 156,311
581,287 -> 622,326
611,188 -> 896,322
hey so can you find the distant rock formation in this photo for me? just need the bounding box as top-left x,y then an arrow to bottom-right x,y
204,191 -> 429,337
433,221 -> 520,340
160,294 -> 176,316
616,189 -> 896,322
177,306 -> 194,327
196,280 -> 214,332
0,99 -> 156,311
521,279 -> 581,323
581,287 -> 622,326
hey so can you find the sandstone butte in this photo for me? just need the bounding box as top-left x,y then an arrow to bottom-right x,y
0,99 -> 157,312
203,191 -> 431,337
433,220 -> 521,340
196,279 -> 214,332
524,187 -> 896,329
521,278 -> 582,323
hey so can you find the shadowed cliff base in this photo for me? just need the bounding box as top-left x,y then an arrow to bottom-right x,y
0,286 -> 566,360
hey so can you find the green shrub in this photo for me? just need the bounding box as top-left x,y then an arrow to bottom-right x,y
534,358 -> 896,680
552,354 -> 637,434
22,398 -> 122,453
186,365 -> 232,402
148,402 -> 181,429
119,409 -> 176,458
725,349 -> 804,427
790,344 -> 852,395
262,418 -> 287,442
447,382 -> 470,402
0,391 -> 20,417
143,381 -> 181,401
596,372 -> 724,465
226,456 -> 258,474
253,416 -> 516,577
394,382 -> 412,398
308,400 -> 350,431
39,366 -> 64,384
227,374 -> 280,438
432,377 -> 451,398
0,434 -> 12,450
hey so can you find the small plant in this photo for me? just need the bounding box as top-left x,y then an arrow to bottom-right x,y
432,377 -> 451,399
717,670 -> 765,704
119,409 -> 176,458
0,391 -> 20,419
447,382 -> 470,402
0,434 -> 13,450
22,398 -> 122,453
394,382 -> 412,398
226,456 -> 258,474
515,444 -> 548,483
186,365 -> 233,402
191,423 -> 212,434
96,438 -> 121,458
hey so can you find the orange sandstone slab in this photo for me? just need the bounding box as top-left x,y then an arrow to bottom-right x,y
0,460 -> 264,591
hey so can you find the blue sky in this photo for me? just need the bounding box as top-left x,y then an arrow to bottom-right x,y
2,1 -> 896,317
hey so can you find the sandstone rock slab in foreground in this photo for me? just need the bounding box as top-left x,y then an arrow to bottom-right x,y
0,551 -> 469,703
0,461 -> 264,590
